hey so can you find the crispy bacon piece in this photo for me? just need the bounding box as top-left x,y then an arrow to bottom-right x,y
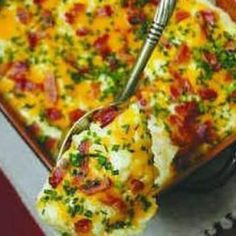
199,10 -> 216,26
78,140 -> 90,155
169,101 -> 200,149
80,178 -> 111,195
28,122 -> 41,136
49,166 -> 65,188
92,106 -> 119,128
175,43 -> 191,64
15,78 -> 38,92
202,51 -> 221,71
96,5 -> 114,17
41,10 -> 55,28
33,0 -> 44,6
196,120 -> 217,143
216,0 -> 236,22
175,101 -> 199,124
169,71 -> 192,99
8,61 -> 28,81
93,34 -> 111,58
76,27 -> 90,37
175,10 -> 191,23
27,32 -> 41,49
74,219 -> 92,234
69,109 -> 85,123
44,137 -> 57,151
6,61 -> 41,92
45,107 -> 62,121
197,10 -> 217,37
65,3 -> 85,24
101,194 -> 127,213
131,179 -> 144,193
198,88 -> 218,101
136,91 -> 148,107
44,73 -> 58,104
16,7 -> 31,24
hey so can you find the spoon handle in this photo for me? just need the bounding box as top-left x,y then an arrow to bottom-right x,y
119,0 -> 176,102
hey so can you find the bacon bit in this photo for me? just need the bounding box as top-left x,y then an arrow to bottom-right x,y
44,73 -> 58,104
28,122 -> 41,136
76,27 -> 90,37
16,7 -> 31,24
92,106 -> 118,128
64,12 -> 75,24
74,219 -> 92,234
197,10 -> 217,37
175,101 -> 199,125
8,61 -> 28,81
65,3 -> 85,24
195,120 -> 215,143
45,137 -> 57,151
199,10 -> 216,26
101,194 -> 127,213
128,10 -> 146,25
45,107 -> 62,121
33,0 -> 44,6
41,10 -> 55,28
96,5 -> 114,17
73,3 -> 85,12
80,178 -> 112,195
131,179 -> 144,193
93,34 -> 111,58
136,91 -> 147,107
175,10 -> 191,23
202,51 -> 221,71
198,88 -> 218,101
169,114 -> 183,127
78,140 -> 90,155
175,101 -> 199,117
169,71 -> 192,99
49,166 -> 64,188
69,109 -> 85,123
175,43 -> 191,64
15,78 -> 38,92
27,32 -> 41,49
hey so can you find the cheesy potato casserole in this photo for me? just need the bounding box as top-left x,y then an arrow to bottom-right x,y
0,0 -> 236,235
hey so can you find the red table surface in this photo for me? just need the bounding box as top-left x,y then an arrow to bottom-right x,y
0,170 -> 44,236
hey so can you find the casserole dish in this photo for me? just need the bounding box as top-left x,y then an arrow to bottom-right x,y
1,0 -> 236,235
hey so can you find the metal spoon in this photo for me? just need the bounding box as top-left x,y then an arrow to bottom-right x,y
57,0 -> 176,160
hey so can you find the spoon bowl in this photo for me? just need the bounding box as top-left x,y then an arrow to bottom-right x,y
57,0 -> 176,160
